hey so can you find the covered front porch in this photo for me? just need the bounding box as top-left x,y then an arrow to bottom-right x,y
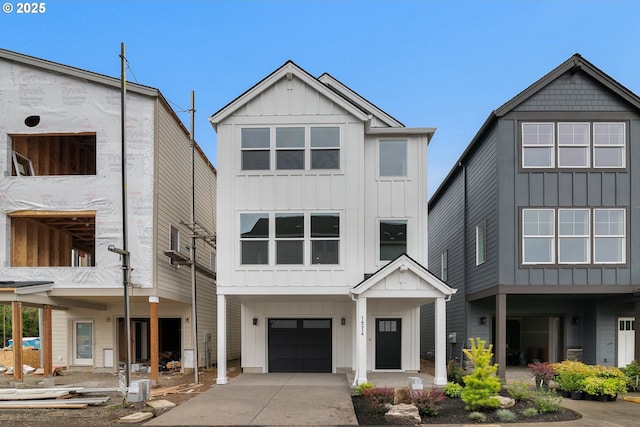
350,254 -> 456,386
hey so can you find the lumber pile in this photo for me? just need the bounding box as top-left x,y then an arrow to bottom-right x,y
151,382 -> 203,397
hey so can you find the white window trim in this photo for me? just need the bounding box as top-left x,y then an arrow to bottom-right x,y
557,208 -> 590,264
475,221 -> 486,265
522,123 -> 555,169
378,139 -> 408,178
522,209 -> 555,265
593,122 -> 626,168
593,208 -> 626,264
440,250 -> 448,281
170,224 -> 181,267
557,122 -> 590,168
378,218 -> 408,263
275,212 -> 305,265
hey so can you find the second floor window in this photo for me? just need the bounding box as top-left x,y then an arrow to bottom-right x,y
380,220 -> 407,261
440,250 -> 448,281
522,122 -> 625,169
522,208 -> 625,265
475,221 -> 486,265
241,126 -> 340,172
379,140 -> 407,177
240,212 -> 340,265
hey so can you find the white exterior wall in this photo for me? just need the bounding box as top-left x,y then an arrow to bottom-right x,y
0,59 -> 155,290
216,76 -> 366,293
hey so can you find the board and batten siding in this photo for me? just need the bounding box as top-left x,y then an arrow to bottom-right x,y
216,75 -> 368,291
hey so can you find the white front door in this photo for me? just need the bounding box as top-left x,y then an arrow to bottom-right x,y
617,317 -> 635,367
73,320 -> 94,366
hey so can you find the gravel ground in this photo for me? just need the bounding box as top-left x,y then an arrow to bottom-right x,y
0,360 -> 241,426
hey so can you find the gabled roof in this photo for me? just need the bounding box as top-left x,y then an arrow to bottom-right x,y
209,60 -> 372,130
430,53 -> 640,207
318,73 -> 404,128
351,253 -> 456,299
0,48 -> 158,97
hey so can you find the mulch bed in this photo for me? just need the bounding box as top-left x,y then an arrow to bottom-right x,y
352,394 -> 582,425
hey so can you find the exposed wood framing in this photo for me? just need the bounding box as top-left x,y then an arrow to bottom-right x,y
12,301 -> 23,382
11,134 -> 96,176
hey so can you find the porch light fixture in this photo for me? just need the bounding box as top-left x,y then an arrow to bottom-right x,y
253,317 -> 258,326
571,316 -> 579,325
479,316 -> 487,325
341,317 -> 346,326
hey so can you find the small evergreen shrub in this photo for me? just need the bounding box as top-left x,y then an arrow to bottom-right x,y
410,387 -> 445,417
495,409 -> 517,423
507,380 -> 533,401
355,382 -> 374,395
444,381 -> 463,397
460,338 -> 502,410
468,411 -> 487,422
447,358 -> 466,385
531,389 -> 562,413
622,361 -> 640,391
521,407 -> 539,418
361,387 -> 394,412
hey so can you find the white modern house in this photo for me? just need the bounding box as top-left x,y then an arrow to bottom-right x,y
211,61 -> 456,385
0,48 -> 239,380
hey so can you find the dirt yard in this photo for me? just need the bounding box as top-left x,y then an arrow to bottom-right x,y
0,359 -> 241,426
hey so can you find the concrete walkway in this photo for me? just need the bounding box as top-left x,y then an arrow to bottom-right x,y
145,373 -> 358,426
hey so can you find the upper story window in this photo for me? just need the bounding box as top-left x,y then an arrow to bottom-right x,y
380,220 -> 407,261
11,133 -> 97,176
241,126 -> 340,172
440,250 -> 448,281
241,128 -> 270,170
379,140 -> 407,177
522,122 -> 625,169
522,208 -> 625,265
240,212 -> 340,266
170,225 -> 181,266
475,221 -> 486,265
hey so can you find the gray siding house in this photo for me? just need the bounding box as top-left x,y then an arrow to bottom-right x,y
422,54 -> 640,377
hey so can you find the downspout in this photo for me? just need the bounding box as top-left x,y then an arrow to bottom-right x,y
461,161 -> 467,362
350,291 -> 359,387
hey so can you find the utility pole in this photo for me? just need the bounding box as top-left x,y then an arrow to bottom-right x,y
189,90 -> 199,384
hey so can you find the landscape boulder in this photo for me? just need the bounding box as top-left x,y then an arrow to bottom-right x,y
384,403 -> 421,425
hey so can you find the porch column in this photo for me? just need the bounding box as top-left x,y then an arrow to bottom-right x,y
42,305 -> 52,377
635,300 -> 640,366
149,297 -> 159,384
496,293 -> 507,380
12,301 -> 23,382
434,297 -> 447,385
355,296 -> 368,385
216,294 -> 227,384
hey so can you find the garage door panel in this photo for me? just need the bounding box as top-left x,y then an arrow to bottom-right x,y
268,318 -> 332,373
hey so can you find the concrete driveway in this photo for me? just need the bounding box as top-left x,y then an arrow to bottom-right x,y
145,373 -> 358,426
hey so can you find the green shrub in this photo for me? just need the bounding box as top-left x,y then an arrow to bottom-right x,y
531,389 -> 562,413
355,382 -> 374,395
460,338 -> 501,410
622,361 -> 640,391
507,380 -> 532,401
447,358 -> 466,385
468,411 -> 487,422
552,360 -> 590,393
521,407 -> 538,418
410,387 -> 445,417
444,381 -> 463,397
495,409 -> 517,423
361,387 -> 394,412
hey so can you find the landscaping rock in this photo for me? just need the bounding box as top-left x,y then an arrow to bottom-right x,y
384,403 -> 421,425
495,395 -> 515,408
394,387 -> 412,404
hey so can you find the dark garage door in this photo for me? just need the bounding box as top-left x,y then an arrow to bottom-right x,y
268,318 -> 332,373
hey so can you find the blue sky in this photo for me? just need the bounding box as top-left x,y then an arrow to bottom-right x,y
2,0 -> 639,196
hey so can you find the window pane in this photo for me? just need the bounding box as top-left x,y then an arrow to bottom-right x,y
276,240 -> 303,264
275,214 -> 304,238
241,214 -> 269,238
311,214 -> 339,237
276,150 -> 304,169
276,127 -> 304,147
380,220 -> 407,261
558,123 -> 589,145
594,209 -> 624,235
379,140 -> 407,176
558,147 -> 588,167
523,147 -> 553,167
594,237 -> 624,263
303,319 -> 331,328
311,127 -> 339,147
523,238 -> 553,263
522,123 -> 554,145
311,240 -> 339,264
241,241 -> 268,264
559,210 -> 589,235
594,123 -> 624,145
241,128 -> 270,148
311,149 -> 339,169
270,319 -> 298,328
242,150 -> 270,170
523,210 -> 554,236
558,237 -> 589,263
594,147 -> 624,167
